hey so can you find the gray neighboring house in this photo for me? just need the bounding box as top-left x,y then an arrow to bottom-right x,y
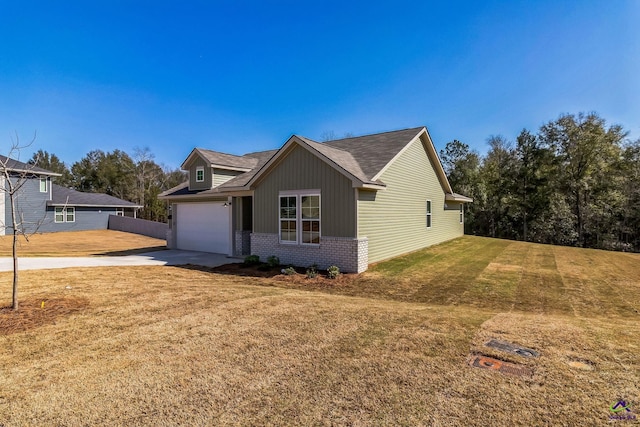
0,156 -> 141,234
159,126 -> 473,273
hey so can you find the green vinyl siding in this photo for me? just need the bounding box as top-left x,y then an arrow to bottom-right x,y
213,168 -> 243,187
253,144 -> 356,237
357,135 -> 464,263
188,156 -> 211,190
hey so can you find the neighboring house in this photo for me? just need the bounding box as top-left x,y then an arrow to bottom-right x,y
0,156 -> 141,234
159,126 -> 472,273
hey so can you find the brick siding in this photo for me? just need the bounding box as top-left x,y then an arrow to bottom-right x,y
251,233 -> 368,273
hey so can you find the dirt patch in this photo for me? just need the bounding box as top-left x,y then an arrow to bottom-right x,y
0,297 -> 90,335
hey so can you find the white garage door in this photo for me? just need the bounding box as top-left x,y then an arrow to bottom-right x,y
176,202 -> 230,254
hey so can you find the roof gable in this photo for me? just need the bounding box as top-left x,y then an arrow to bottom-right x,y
181,148 -> 257,172
0,155 -> 62,177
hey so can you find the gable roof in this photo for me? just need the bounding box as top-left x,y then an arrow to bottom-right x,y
181,148 -> 258,171
0,155 -> 62,177
48,184 -> 142,208
161,126 -> 470,201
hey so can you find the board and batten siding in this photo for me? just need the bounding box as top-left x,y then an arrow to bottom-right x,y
357,135 -> 464,263
253,144 -> 356,237
188,156 -> 211,190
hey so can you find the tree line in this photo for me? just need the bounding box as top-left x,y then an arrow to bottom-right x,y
28,147 -> 185,222
441,112 -> 640,252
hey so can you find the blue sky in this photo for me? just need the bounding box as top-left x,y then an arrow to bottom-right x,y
1,1 -> 638,169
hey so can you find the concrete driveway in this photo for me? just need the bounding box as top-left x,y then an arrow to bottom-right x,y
0,250 -> 243,272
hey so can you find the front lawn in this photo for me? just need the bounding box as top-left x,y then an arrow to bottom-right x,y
0,230 -> 166,257
0,236 -> 638,425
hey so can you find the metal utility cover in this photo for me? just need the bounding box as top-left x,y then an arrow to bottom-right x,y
468,355 -> 534,377
485,339 -> 539,358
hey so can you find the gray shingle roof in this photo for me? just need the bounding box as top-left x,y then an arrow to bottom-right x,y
161,126 -> 444,198
49,184 -> 141,207
195,148 -> 259,170
322,127 -> 425,179
0,155 -> 61,176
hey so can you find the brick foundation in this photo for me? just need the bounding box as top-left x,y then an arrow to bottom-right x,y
250,233 -> 368,273
234,230 -> 252,256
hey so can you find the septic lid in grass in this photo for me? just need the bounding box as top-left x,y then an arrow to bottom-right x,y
485,339 -> 539,358
468,355 -> 534,378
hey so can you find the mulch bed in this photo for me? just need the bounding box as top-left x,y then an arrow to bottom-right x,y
190,263 -> 359,287
0,297 -> 90,335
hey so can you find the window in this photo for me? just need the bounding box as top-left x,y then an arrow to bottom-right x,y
426,200 -> 432,228
279,196 -> 297,243
459,204 -> 464,224
66,207 -> 75,222
55,207 -> 75,223
116,208 -> 124,217
301,195 -> 320,244
195,166 -> 204,182
40,178 -> 47,193
55,207 -> 64,223
279,192 -> 321,245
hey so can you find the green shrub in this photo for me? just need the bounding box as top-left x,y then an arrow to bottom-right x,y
282,266 -> 296,275
243,255 -> 260,266
327,265 -> 340,279
267,255 -> 280,268
306,264 -> 318,279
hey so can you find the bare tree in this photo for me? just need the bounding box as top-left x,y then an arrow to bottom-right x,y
0,133 -> 48,310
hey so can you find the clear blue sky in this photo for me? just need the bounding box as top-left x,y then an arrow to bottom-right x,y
1,1 -> 638,169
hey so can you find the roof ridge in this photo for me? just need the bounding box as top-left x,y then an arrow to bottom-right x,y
322,126 -> 425,144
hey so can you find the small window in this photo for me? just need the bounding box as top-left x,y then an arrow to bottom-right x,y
55,207 -> 75,223
195,166 -> 205,182
459,204 -> 464,224
66,207 -> 75,222
55,207 -> 64,223
40,178 -> 47,193
426,200 -> 432,228
116,208 -> 124,217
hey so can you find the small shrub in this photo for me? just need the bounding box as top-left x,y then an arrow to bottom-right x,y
281,266 -> 296,275
257,263 -> 271,271
306,264 -> 318,279
243,255 -> 260,266
267,255 -> 280,268
327,265 -> 340,279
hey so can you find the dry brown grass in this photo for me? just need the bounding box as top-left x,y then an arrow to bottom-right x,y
0,237 -> 638,425
0,230 -> 166,257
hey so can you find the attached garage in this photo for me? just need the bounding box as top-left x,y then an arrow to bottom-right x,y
175,202 -> 230,254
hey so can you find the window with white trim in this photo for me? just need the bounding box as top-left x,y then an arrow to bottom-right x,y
195,166 -> 204,182
426,200 -> 432,228
116,208 -> 124,217
55,207 -> 75,223
459,204 -> 464,224
40,178 -> 47,193
279,192 -> 321,245
279,196 -> 297,243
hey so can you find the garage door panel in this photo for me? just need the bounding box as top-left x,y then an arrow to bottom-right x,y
176,202 -> 230,253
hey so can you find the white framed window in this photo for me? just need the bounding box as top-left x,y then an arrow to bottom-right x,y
66,207 -> 75,222
195,166 -> 205,182
279,192 -> 321,245
459,204 -> 464,224
40,178 -> 47,193
55,207 -> 64,223
426,200 -> 432,229
55,207 -> 75,223
279,196 -> 297,243
116,208 -> 124,217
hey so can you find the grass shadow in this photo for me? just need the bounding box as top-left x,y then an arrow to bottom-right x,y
94,246 -> 168,257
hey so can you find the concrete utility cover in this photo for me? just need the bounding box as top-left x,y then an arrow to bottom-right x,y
485,339 -> 539,358
468,355 -> 534,378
